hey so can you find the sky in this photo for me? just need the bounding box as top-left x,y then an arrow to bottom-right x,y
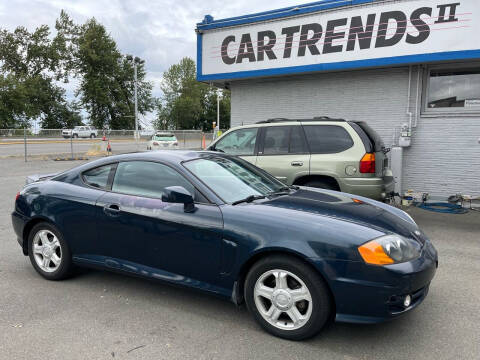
0,0 -> 304,126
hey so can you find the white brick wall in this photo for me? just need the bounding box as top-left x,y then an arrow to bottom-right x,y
230,67 -> 480,197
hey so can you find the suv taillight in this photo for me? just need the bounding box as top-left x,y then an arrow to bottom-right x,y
360,153 -> 375,173
15,192 -> 20,202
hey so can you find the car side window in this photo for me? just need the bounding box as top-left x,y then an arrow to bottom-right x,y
289,126 -> 308,153
82,164 -> 117,189
263,126 -> 290,155
215,128 -> 258,155
262,126 -> 308,155
303,125 -> 354,154
111,161 -> 200,201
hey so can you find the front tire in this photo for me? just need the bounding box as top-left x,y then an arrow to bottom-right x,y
244,255 -> 331,340
28,222 -> 73,280
90,133 -> 96,139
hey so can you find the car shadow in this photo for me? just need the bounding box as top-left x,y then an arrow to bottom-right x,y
68,266 -> 434,353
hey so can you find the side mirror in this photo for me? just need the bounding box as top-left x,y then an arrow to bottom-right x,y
162,186 -> 195,213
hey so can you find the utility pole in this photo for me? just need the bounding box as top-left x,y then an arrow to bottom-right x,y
126,55 -> 144,141
134,60 -> 138,141
217,89 -> 220,132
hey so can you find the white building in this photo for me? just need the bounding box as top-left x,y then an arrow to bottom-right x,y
196,0 -> 480,197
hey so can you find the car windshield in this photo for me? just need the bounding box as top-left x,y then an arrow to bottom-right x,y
183,156 -> 285,203
153,133 -> 176,141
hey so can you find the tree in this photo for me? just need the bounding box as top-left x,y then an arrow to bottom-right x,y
156,57 -> 231,131
201,88 -> 231,131
0,25 -> 79,128
54,12 -> 154,130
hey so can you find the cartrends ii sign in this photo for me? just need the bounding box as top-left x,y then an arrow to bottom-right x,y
198,0 -> 479,80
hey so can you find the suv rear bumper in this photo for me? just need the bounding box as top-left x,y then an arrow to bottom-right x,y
339,174 -> 394,200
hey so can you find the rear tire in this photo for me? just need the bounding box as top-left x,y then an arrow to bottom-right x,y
244,255 -> 331,340
90,133 -> 96,139
303,179 -> 338,191
28,222 -> 73,281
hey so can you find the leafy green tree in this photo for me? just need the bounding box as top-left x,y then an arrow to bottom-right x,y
55,12 -> 154,130
0,74 -> 31,128
0,25 -> 78,128
156,57 -> 230,131
201,88 -> 231,131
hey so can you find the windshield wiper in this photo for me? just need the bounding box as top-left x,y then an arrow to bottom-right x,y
231,195 -> 266,206
269,185 -> 299,196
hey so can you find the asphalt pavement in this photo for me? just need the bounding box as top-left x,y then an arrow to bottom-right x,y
0,157 -> 479,360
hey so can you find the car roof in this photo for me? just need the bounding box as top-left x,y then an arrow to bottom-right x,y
80,150 -> 222,168
217,119 -> 351,138
58,151 -> 226,181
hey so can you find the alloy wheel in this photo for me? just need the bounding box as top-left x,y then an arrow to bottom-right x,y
253,269 -> 313,330
32,229 -> 62,273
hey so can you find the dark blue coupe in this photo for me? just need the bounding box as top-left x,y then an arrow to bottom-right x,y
12,151 -> 438,340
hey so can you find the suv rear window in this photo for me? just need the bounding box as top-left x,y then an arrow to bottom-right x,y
303,125 -> 353,154
349,121 -> 384,152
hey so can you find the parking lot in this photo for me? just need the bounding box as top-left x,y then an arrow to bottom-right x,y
0,157 -> 479,360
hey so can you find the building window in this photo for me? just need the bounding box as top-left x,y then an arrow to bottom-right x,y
426,67 -> 480,111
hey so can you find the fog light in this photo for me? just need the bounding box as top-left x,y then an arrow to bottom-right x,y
404,295 -> 412,307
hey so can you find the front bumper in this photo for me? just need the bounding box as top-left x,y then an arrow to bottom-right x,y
313,240 -> 438,324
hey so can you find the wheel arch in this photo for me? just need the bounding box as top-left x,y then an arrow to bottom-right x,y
22,216 -> 56,255
293,174 -> 341,190
232,248 -> 336,313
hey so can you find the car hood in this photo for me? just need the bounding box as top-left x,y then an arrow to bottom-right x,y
259,187 -> 417,238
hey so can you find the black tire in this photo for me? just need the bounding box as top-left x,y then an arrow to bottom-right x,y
28,222 -> 74,281
244,255 -> 332,340
304,179 -> 338,190
90,133 -> 96,138
73,133 -> 78,139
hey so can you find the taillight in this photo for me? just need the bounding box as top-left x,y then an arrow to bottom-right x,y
15,192 -> 20,202
152,142 -> 159,146
360,153 -> 376,173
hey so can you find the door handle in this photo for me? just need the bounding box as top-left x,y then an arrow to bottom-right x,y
291,161 -> 304,167
103,204 -> 121,216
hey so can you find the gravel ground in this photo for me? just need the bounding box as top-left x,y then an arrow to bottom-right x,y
0,157 -> 479,360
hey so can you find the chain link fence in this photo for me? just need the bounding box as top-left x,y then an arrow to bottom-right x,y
0,129 -> 224,161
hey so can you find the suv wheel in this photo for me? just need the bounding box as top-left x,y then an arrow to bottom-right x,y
90,133 -> 96,139
72,133 -> 78,139
28,222 -> 73,280
245,255 -> 331,340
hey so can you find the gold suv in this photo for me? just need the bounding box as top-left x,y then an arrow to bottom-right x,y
208,117 -> 394,200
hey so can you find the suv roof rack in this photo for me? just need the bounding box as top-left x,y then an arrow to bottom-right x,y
256,117 -> 346,124
256,118 -> 291,124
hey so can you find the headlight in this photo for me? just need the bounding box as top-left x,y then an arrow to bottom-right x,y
358,235 -> 421,265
